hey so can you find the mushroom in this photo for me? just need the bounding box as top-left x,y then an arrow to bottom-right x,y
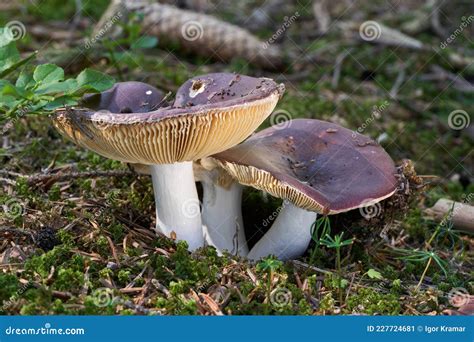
53,74 -> 284,250
196,159 -> 248,256
208,119 -> 398,260
80,81 -> 167,113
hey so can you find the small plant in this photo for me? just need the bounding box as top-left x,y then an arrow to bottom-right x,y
0,27 -> 114,125
257,256 -> 283,310
434,203 -> 462,249
308,215 -> 331,266
396,249 -> 447,292
320,232 -> 354,303
394,208 -> 452,292
101,13 -> 158,80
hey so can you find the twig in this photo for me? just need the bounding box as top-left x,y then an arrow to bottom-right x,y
120,299 -> 156,315
389,65 -> 406,99
0,177 -> 16,186
27,170 -> 135,186
422,65 -> 474,93
415,256 -> 432,292
291,260 -> 332,275
0,227 -> 35,241
126,262 -> 149,289
430,0 -> 447,39
151,279 -> 171,298
345,273 -> 356,302
0,170 -> 24,178
106,236 -> 120,266
312,0 -> 330,34
331,49 -> 352,89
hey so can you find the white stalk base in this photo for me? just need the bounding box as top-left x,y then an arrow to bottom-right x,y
247,202 -> 317,261
202,181 -> 248,256
150,162 -> 203,251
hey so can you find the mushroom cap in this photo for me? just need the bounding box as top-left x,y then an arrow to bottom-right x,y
53,74 -> 283,164
210,119 -> 398,214
81,81 -> 166,113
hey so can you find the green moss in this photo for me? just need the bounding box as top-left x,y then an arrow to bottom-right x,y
1,2 -> 471,315
48,183 -> 61,201
25,246 -> 70,278
402,208 -> 429,242
57,230 -> 75,246
118,270 -> 131,284
319,293 -> 335,312
15,177 -> 32,197
0,274 -> 20,303
54,268 -> 84,291
155,295 -> 198,315
347,288 -> 401,315
94,235 -> 110,256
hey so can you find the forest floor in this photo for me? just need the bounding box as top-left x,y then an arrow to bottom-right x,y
0,0 -> 472,315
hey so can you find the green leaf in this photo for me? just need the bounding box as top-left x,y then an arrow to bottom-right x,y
256,257 -> 283,273
1,83 -> 23,97
43,96 -> 78,110
75,68 -> 115,93
16,70 -> 35,89
0,95 -> 19,111
36,78 -> 78,94
0,50 -> 36,79
28,99 -> 51,112
367,269 -> 383,280
131,36 -> 158,50
0,40 -> 20,74
33,64 -> 64,84
0,28 -> 14,48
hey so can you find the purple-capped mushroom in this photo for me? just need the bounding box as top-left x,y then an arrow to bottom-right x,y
53,74 -> 284,250
208,119 -> 398,260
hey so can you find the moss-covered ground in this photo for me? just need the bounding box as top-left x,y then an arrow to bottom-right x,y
0,0 -> 472,315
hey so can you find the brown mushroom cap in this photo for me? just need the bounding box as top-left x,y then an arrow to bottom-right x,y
210,119 -> 398,214
53,73 -> 284,164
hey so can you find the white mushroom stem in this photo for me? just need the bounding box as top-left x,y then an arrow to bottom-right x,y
247,202 -> 317,261
201,178 -> 248,256
150,162 -> 204,250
